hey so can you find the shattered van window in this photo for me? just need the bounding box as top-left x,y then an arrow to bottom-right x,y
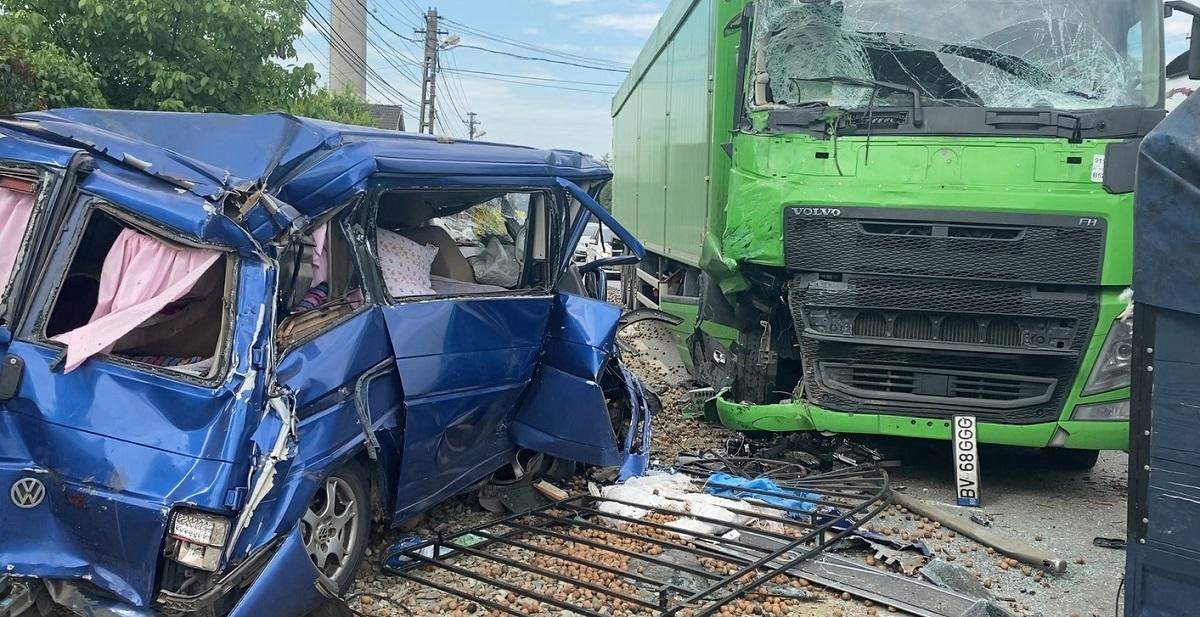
0,182 -> 38,307
754,0 -> 1161,110
46,212 -> 229,376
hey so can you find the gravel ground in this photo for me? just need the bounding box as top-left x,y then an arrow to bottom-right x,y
343,319 -> 1128,617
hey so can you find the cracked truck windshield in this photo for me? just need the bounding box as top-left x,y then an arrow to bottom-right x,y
755,0 -> 1160,110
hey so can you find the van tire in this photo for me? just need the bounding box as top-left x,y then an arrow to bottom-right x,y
303,462 -> 372,595
1042,448 -> 1101,471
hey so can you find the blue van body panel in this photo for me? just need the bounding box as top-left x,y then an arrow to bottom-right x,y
0,110 -> 645,615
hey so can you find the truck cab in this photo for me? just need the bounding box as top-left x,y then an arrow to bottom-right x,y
612,0 -> 1168,462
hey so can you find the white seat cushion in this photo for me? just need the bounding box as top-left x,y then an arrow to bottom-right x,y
377,229 -> 439,297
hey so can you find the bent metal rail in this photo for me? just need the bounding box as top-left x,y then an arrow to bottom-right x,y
389,459 -> 889,616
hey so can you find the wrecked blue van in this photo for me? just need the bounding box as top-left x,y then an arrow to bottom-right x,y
0,110 -> 650,616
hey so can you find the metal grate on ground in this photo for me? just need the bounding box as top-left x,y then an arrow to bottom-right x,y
387,458 -> 889,617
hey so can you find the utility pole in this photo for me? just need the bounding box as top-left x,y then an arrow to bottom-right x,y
329,0 -> 368,96
416,9 -> 447,135
466,112 -> 480,140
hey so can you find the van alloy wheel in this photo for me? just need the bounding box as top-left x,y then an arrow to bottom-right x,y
302,476 -> 361,581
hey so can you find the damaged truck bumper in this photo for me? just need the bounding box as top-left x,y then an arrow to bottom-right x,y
714,395 -> 1130,451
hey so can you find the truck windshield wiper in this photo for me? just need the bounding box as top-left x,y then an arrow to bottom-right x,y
792,76 -> 924,127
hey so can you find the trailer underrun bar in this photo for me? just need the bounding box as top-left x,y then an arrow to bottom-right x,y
387,458 -> 889,616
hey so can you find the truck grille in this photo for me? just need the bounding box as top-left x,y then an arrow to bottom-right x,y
798,340 -> 1076,424
789,276 -> 1099,424
817,363 -> 1057,410
784,207 -> 1106,285
792,277 -> 1096,354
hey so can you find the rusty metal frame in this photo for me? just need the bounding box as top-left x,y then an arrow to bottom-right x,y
387,459 -> 888,616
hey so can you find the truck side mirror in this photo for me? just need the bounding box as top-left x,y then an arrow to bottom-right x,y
1167,1 -> 1200,80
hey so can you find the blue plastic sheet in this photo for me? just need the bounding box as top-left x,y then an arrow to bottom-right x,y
703,473 -> 822,515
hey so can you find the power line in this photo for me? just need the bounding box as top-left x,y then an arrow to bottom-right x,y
453,43 -> 629,73
460,73 -> 617,94
442,66 -> 620,88
300,3 -> 418,107
309,1 -> 424,110
330,0 -> 425,87
441,16 -> 630,69
371,0 -> 424,30
440,48 -> 474,121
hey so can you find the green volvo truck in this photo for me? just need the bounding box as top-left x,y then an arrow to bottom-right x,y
612,0 -> 1172,465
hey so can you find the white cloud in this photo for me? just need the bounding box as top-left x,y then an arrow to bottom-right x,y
578,13 -> 662,36
548,0 -> 593,5
522,27 -> 541,35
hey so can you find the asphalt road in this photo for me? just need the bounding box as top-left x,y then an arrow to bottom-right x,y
876,438 -> 1129,617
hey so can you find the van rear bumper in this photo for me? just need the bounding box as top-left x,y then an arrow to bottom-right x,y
0,409 -> 243,609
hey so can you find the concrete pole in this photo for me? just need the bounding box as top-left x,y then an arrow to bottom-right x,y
329,0 -> 368,96
466,112 -> 479,139
417,9 -> 442,134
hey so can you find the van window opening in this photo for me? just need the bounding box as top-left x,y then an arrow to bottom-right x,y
276,213 -> 368,350
372,190 -> 551,300
43,209 -> 232,378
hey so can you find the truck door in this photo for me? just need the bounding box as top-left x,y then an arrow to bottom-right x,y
510,178 -> 647,467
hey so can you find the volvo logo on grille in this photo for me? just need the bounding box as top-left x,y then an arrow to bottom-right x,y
10,477 -> 45,509
791,207 -> 842,217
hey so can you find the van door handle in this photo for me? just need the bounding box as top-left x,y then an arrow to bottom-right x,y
0,355 -> 24,401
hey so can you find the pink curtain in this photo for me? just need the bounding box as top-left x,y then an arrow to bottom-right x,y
54,228 -> 222,372
0,186 -> 37,303
311,223 -> 329,286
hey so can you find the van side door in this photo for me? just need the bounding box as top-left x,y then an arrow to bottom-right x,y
510,178 -> 648,468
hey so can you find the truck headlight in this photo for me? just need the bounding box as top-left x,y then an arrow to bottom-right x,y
166,509 -> 231,572
1071,399 -> 1129,421
1082,318 -> 1133,396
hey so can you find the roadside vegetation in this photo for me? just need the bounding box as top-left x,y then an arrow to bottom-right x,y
0,0 -> 374,125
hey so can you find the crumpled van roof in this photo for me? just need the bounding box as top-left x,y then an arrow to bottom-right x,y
3,109 -> 610,246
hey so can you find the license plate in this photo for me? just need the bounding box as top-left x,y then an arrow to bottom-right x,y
953,415 -> 981,507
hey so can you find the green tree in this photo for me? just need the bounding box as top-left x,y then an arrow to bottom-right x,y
0,11 -> 106,114
287,87 -> 377,127
0,0 -> 317,114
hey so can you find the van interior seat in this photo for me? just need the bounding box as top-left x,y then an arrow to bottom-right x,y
399,226 -> 476,283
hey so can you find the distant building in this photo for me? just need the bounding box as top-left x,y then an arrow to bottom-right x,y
370,105 -> 406,132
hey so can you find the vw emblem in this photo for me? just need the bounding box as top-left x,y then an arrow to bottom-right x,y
10,477 -> 45,509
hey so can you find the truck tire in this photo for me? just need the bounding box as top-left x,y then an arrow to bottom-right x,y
1041,448 -> 1101,471
734,327 -> 779,404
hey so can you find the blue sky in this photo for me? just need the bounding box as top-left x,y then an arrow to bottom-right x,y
293,1 -> 1193,157
295,0 -> 669,157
